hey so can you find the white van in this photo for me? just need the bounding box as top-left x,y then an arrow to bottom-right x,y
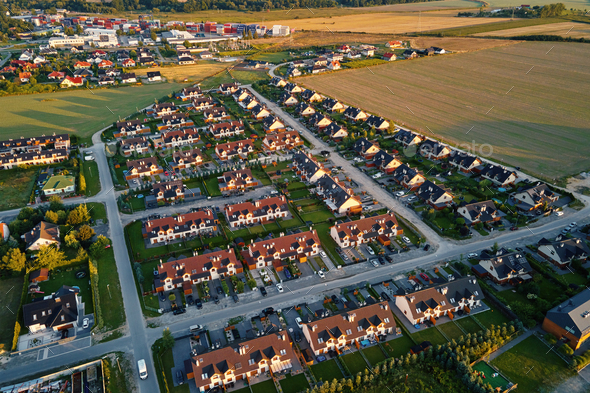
189,324 -> 203,333
137,359 -> 148,380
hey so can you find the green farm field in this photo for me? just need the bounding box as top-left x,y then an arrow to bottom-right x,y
0,83 -> 183,143
302,41 -> 590,179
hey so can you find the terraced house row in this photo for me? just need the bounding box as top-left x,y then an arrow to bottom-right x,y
224,196 -> 289,228
142,209 -> 218,245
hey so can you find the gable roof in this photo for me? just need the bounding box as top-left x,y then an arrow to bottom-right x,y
249,231 -> 321,262
157,249 -> 237,282
458,200 -> 499,224
24,221 -> 59,247
480,164 -> 516,184
538,237 -> 590,264
23,286 -> 79,328
225,196 -> 289,225
546,290 -> 590,338
331,213 -> 399,244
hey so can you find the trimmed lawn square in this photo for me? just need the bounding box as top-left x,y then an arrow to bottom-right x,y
87,202 -> 107,222
341,351 -> 369,375
0,276 -> 25,351
382,334 -> 415,359
411,327 -> 448,346
96,249 -> 126,330
438,322 -> 465,341
314,222 -> 344,266
456,317 -> 483,335
281,217 -> 303,229
475,301 -> 512,327
561,272 -> 587,286
311,359 -> 344,382
82,161 -> 100,197
279,374 -> 310,393
290,189 -> 311,199
362,346 -> 387,366
396,220 -> 420,244
251,379 -> 277,393
491,336 -> 574,393
300,210 -> 335,224
472,361 -> 510,391
0,167 -> 37,211
262,222 -> 281,232
204,177 -> 221,197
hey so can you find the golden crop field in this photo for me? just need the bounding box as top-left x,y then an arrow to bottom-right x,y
270,11 -> 513,34
473,21 -> 590,39
133,61 -> 230,83
408,36 -> 520,52
301,42 -> 590,178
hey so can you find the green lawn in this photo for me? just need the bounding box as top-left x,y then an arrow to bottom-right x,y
300,210 -> 335,224
475,301 -> 512,328
456,317 -> 483,335
82,161 -> 100,196
314,222 -> 345,266
382,334 -> 415,359
129,196 -> 147,212
231,388 -> 252,393
341,351 -> 369,375
96,248 -> 126,330
127,221 -> 169,261
204,176 -> 222,197
161,348 -> 190,393
290,189 -> 311,199
1,83 -> 183,144
437,322 -> 464,341
362,346 -> 387,366
0,276 -> 25,351
251,379 -> 277,393
0,167 -> 38,211
491,336 -> 574,393
472,361 -> 510,391
230,70 -> 270,85
281,217 -> 303,229
411,327 -> 448,347
433,216 -> 454,230
396,220 -> 420,244
199,71 -> 235,90
250,51 -> 291,63
310,359 -> 344,382
251,169 -> 272,186
561,272 -> 588,286
279,373 -> 310,393
32,265 -> 93,314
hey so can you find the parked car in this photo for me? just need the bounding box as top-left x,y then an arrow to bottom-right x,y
378,257 -> 386,265
467,253 -> 479,259
367,247 -> 375,255
216,286 -> 223,295
318,270 -> 325,279
510,227 -> 518,231
423,244 -> 430,251
371,260 -> 379,267
402,236 -> 411,244
260,287 -> 268,297
407,196 -> 417,202
331,295 -> 339,304
159,293 -> 166,302
555,211 -> 564,216
294,331 -> 302,342
386,255 -> 394,263
263,307 -> 275,315
82,318 -> 89,329
419,273 -> 430,281
176,371 -> 184,385
233,295 -> 239,303
381,292 -> 391,301
276,283 -> 284,293
395,191 -> 405,197
320,251 -> 327,258
295,317 -> 303,329
187,295 -> 194,305
195,299 -> 203,309
284,269 -> 292,280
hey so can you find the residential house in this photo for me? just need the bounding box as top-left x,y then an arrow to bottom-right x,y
239,95 -> 260,111
60,76 -> 83,88
338,45 -> 351,53
154,249 -> 239,294
160,128 -> 200,149
199,50 -> 213,59
23,286 -> 80,333
537,236 -> 590,269
419,140 -> 452,160
33,56 -> 46,65
203,107 -> 231,123
151,102 -> 177,118
457,200 -> 501,225
309,113 -> 332,130
23,221 -> 60,251
42,174 -> 76,195
125,157 -> 163,180
47,71 -> 65,80
391,164 -> 425,190
122,58 -> 136,67
292,152 -> 328,183
448,152 -> 482,174
512,183 -> 558,212
178,55 -> 195,65
218,169 -> 259,192
361,48 -> 375,57
147,71 -> 162,82
262,116 -> 286,134
472,248 -> 533,285
542,290 -> 590,350
171,149 -> 203,170
115,119 -> 150,138
0,134 -> 70,153
98,59 -> 113,69
480,164 -> 517,187
98,76 -> 116,86
327,61 -> 341,71
270,76 -> 287,88
0,149 -> 69,170
343,107 -> 368,122
295,102 -> 316,117
432,47 -> 446,54
311,57 -> 328,66
346,51 -> 361,59
301,89 -> 323,103
225,196 -> 289,228
327,53 -> 344,62
312,64 -> 328,73
121,137 -> 150,156
323,98 -> 345,113
30,268 -> 50,284
251,105 -> 271,120
386,40 -> 404,48
120,73 -> 137,84
73,61 -> 91,69
284,82 -> 303,95
395,129 -> 424,148
143,210 -> 218,245
19,72 -> 32,83
244,231 -> 321,270
316,175 -> 362,215
263,131 -> 304,151
157,113 -> 194,131
330,212 -> 400,248
232,88 -> 251,102
152,180 -> 198,202
403,50 -> 418,59
286,67 -> 302,78
105,68 -> 121,77
371,151 -> 402,174
278,92 -> 298,106
215,139 -> 254,161
415,180 -> 454,210
395,277 -> 485,326
353,138 -> 380,159
208,121 -> 245,139
189,332 -> 297,392
365,115 -> 390,130
383,53 -> 396,61
291,60 -> 307,67
302,302 -> 395,356
325,123 -> 348,141
177,86 -> 202,101
190,97 -> 215,112
219,82 -> 240,95
73,69 -> 92,79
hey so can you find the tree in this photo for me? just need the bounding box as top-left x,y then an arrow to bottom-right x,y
36,245 -> 66,270
1,248 -> 26,273
49,195 -> 64,212
45,210 -> 59,224
64,231 -> 80,249
79,173 -> 86,194
247,279 -> 257,289
77,225 -> 95,242
456,218 -> 466,226
89,235 -> 110,258
236,281 -> 245,293
150,30 -> 157,41
169,293 -> 176,302
161,328 -> 175,351
66,204 -> 91,225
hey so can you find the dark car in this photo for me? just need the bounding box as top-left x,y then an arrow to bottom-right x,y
187,295 -> 194,306
61,329 -> 69,339
195,298 -> 203,309
214,296 -> 220,304
423,244 -> 430,251
294,331 -> 302,343
381,292 -> 391,301
176,370 -> 184,385
263,307 -> 274,315
233,295 -> 239,303
260,287 -> 268,297
159,293 -> 166,302
378,257 -> 386,265
510,226 -> 518,231
386,255 -> 393,263
216,286 -> 223,295
331,295 -> 340,304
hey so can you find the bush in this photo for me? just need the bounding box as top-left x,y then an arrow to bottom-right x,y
544,333 -> 557,345
559,344 -> 574,356
168,293 -> 176,302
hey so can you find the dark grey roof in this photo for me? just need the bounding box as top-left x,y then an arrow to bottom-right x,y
448,151 -> 481,170
23,286 -> 79,328
545,290 -> 590,338
459,200 -> 499,224
353,138 -> 377,154
480,164 -> 516,184
538,237 -> 590,264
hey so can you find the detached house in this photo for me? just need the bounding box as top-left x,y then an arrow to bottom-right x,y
152,180 -> 192,202
301,89 -> 323,103
41,175 -> 76,195
115,119 -> 150,139
391,164 -> 425,190
295,102 -> 316,117
512,183 -> 558,212
244,230 -> 321,270
270,76 -> 287,88
121,137 -> 150,156
190,97 -> 215,112
323,98 -> 345,113
143,210 -> 218,245
403,50 -> 418,59
382,52 -> 396,61
395,129 -> 424,148
122,58 -> 136,67
327,61 -> 341,71
189,332 -> 297,392
98,76 -> 115,86
219,82 -> 240,95
330,212 -> 400,248
23,221 -> 60,251
120,73 -> 137,84
233,88 -> 251,102
537,236 -> 590,269
419,140 -> 451,160
371,151 -> 402,174
154,249 -> 239,293
218,169 -> 259,192
302,302 -> 395,356
73,61 -> 91,69
60,76 -> 83,88
23,286 -> 80,333
353,138 -> 380,159
292,152 -> 328,183
457,200 -> 501,226
480,164 -> 517,187
177,86 -> 202,101
203,108 -> 231,123
263,131 -> 304,151
309,113 -> 332,130
251,105 -> 271,120
208,121 -> 245,139
239,95 -> 260,111
279,92 -> 299,106
448,152 -> 482,174
343,106 -> 368,122
325,123 -> 348,141
316,175 -> 362,215
472,248 -> 533,285
157,113 -> 194,131
415,180 -> 454,210
365,115 -> 389,130
171,149 -> 203,170
395,277 -> 484,326
215,140 -> 254,161
125,157 -> 163,180
151,102 -> 177,118
284,82 -> 303,95
47,71 -> 65,80
225,196 -> 289,228
147,71 -> 161,82
542,290 -> 590,350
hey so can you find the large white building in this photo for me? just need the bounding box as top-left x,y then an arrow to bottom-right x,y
85,28 -> 119,48
48,35 -> 84,48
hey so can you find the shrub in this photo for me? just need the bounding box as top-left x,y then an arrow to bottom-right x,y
559,344 -> 574,356
544,333 -> 557,345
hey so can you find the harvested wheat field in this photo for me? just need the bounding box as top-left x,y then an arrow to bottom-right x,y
355,0 -> 480,11
272,11 -> 513,34
473,21 -> 590,39
134,62 -> 231,83
302,42 -> 590,178
408,36 -> 520,52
